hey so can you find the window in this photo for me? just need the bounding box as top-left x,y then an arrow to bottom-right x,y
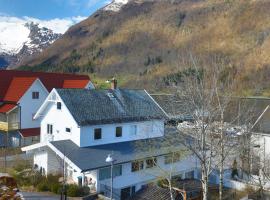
47,124 -> 53,134
99,165 -> 122,180
146,157 -> 157,168
130,125 -> 137,136
164,152 -> 181,164
131,160 -> 144,172
94,128 -> 102,140
32,92 -> 39,99
116,126 -> 122,137
66,128 -> 71,133
57,102 -> 62,110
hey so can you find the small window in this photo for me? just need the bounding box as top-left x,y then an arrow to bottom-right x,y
47,124 -> 53,134
131,160 -> 144,172
66,128 -> 71,133
164,152 -> 181,164
32,92 -> 39,99
94,128 -> 102,140
146,157 -> 157,169
99,165 -> 122,181
116,126 -> 122,137
57,102 -> 62,110
130,125 -> 137,136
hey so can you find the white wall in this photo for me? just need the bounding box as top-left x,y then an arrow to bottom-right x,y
80,120 -> 164,147
33,148 -> 48,173
95,154 -> 198,191
34,147 -> 63,175
39,91 -> 80,146
19,80 -> 49,129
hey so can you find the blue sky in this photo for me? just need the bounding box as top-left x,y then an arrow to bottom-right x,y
0,0 -> 110,20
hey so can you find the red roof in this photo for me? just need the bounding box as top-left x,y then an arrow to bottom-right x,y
63,79 -> 89,88
19,128 -> 40,137
4,77 -> 37,102
0,70 -> 90,102
0,104 -> 17,113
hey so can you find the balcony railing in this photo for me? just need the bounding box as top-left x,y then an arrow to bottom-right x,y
0,121 -> 20,132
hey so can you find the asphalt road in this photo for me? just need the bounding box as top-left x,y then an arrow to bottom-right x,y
21,192 -> 60,200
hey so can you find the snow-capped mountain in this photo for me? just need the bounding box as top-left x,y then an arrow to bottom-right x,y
104,0 -> 129,12
0,21 -> 61,68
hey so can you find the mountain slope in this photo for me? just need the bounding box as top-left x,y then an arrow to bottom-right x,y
18,0 -> 270,94
0,22 -> 61,68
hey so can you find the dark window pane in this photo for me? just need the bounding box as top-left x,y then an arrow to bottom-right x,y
57,102 -> 62,110
131,160 -> 144,172
116,126 -> 122,137
66,128 -> 71,133
94,128 -> 102,140
146,158 -> 157,168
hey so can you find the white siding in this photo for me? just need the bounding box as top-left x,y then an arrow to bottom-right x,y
33,148 -> 48,173
19,80 -> 48,129
97,154 -> 198,190
40,91 -> 80,146
80,120 -> 164,147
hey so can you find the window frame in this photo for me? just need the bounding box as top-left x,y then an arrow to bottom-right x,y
164,152 -> 181,165
130,125 -> 137,136
32,91 -> 39,99
94,128 -> 102,140
131,160 -> 144,172
145,157 -> 157,169
57,102 -> 62,110
116,126 -> 122,138
47,124 -> 53,134
66,128 -> 71,133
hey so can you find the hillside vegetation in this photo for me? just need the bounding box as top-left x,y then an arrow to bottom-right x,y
18,0 -> 270,94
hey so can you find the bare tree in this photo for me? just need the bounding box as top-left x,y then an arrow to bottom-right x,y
171,54 -> 252,200
133,125 -> 189,200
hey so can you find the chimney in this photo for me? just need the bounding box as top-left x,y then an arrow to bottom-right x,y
111,78 -> 117,90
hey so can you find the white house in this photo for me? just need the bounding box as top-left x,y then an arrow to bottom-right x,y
22,86 -> 199,200
0,70 -> 92,147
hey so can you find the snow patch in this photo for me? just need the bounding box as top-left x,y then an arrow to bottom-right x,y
104,0 -> 129,12
0,20 -> 30,54
0,15 -> 86,55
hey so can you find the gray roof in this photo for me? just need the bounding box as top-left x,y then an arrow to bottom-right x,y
150,94 -> 193,120
50,128 -> 186,172
56,89 -> 167,126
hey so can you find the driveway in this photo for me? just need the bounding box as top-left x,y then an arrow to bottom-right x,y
21,192 -> 60,200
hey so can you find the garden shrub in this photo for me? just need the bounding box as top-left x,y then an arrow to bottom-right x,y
37,181 -> 50,192
67,184 -> 80,197
50,183 -> 62,194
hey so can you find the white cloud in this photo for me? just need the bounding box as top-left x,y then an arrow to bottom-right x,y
23,16 -> 87,33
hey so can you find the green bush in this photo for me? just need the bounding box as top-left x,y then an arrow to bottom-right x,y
66,184 -> 90,197
50,183 -> 62,194
67,184 -> 80,197
37,181 -> 50,192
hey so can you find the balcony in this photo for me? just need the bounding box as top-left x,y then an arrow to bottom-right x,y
0,121 -> 20,132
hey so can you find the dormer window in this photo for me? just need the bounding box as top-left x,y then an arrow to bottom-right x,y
32,91 -> 39,99
57,102 -> 62,110
116,126 -> 122,137
66,128 -> 71,133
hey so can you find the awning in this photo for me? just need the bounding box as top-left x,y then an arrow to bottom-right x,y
0,104 -> 17,113
19,128 -> 40,137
